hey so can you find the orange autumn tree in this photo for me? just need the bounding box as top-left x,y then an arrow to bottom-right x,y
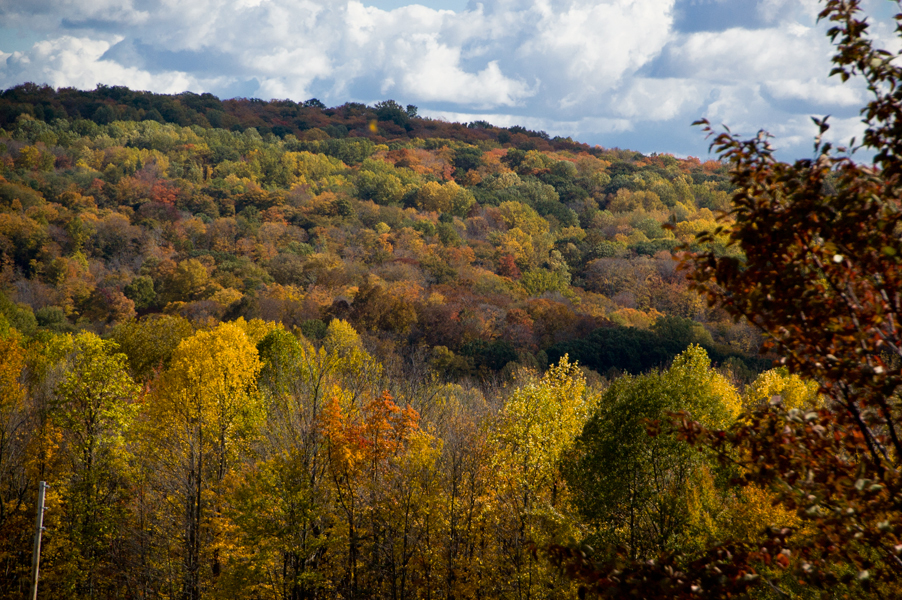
322,390 -> 439,599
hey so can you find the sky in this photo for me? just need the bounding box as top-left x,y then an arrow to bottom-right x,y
0,0 -> 899,159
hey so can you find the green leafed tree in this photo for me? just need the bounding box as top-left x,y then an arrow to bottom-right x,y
564,345 -> 738,560
111,314 -> 194,382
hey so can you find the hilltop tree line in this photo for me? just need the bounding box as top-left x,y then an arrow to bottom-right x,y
0,84 -> 594,154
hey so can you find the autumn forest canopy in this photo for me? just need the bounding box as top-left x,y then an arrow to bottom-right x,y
0,82 -> 779,599
5,1 -> 902,597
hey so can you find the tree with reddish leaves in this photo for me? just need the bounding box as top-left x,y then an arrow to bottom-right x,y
553,1 -> 902,597
498,253 -> 521,279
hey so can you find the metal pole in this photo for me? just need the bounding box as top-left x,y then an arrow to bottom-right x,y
29,481 -> 47,600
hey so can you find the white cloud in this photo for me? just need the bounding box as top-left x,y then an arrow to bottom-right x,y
0,36 -> 201,92
609,78 -> 704,121
0,0 -> 890,157
518,0 -> 674,83
397,47 -> 532,106
660,25 -> 832,82
764,78 -> 863,107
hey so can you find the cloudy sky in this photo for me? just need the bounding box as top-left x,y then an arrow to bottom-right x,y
0,0 -> 899,158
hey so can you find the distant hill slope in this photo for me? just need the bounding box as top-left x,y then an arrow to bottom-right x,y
0,83 -> 768,379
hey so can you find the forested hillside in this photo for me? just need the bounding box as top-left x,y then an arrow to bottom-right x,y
0,84 -> 768,375
0,85 -> 785,599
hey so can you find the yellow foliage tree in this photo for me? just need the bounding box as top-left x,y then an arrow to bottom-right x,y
490,357 -> 596,600
744,367 -> 821,411
144,322 -> 263,600
415,180 -> 475,217
607,188 -> 665,213
48,332 -> 140,598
